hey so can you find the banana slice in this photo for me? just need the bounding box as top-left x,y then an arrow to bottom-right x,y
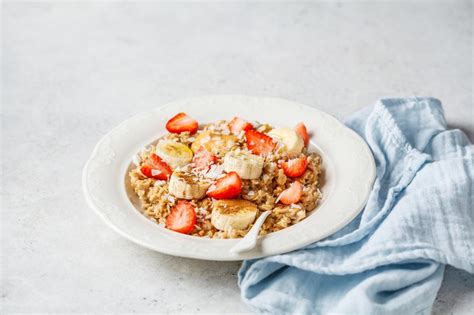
191,131 -> 237,155
155,140 -> 193,169
211,199 -> 258,231
168,171 -> 211,200
268,127 -> 304,157
223,150 -> 264,179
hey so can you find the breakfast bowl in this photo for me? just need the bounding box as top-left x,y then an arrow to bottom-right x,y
82,95 -> 375,260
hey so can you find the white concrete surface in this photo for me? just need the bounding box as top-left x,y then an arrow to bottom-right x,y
2,1 -> 473,314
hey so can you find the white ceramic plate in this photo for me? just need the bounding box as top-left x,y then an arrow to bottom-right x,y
83,95 -> 375,261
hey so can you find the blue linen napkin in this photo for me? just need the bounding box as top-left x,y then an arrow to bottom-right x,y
238,97 -> 474,315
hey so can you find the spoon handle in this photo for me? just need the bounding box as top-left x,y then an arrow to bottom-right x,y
229,210 -> 271,254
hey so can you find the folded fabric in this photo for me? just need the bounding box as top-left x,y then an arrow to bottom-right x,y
238,97 -> 474,314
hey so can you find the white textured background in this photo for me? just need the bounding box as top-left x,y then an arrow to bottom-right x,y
2,1 -> 473,314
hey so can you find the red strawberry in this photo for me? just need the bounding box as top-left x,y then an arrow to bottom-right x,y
140,153 -> 172,180
245,130 -> 276,156
228,117 -> 253,135
165,201 -> 197,234
207,172 -> 242,199
165,112 -> 199,134
193,146 -> 217,172
278,181 -> 303,205
295,122 -> 309,147
281,157 -> 308,178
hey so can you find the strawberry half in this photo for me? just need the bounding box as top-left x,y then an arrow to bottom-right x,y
207,171 -> 242,199
228,117 -> 253,135
165,201 -> 197,234
278,181 -> 303,205
245,130 -> 276,156
165,112 -> 199,134
193,146 -> 217,172
294,122 -> 309,147
281,157 -> 308,178
140,153 -> 172,180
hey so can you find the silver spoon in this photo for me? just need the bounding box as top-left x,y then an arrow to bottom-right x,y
229,210 -> 271,254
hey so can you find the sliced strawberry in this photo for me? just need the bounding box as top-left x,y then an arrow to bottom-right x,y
295,122 -> 309,147
245,130 -> 276,156
192,146 -> 217,172
165,112 -> 199,134
278,181 -> 303,205
281,157 -> 308,178
140,153 -> 172,180
207,171 -> 242,199
166,201 -> 197,234
228,117 -> 253,135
